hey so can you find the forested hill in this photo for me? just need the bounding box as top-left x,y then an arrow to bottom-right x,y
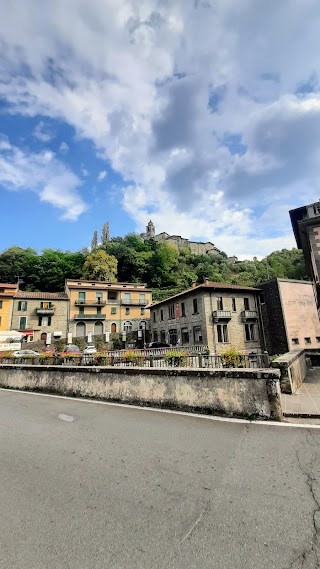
0,234 -> 306,301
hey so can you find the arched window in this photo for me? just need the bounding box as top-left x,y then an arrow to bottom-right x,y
111,323 -> 117,334
139,320 -> 147,330
94,321 -> 103,336
123,321 -> 132,333
76,322 -> 86,337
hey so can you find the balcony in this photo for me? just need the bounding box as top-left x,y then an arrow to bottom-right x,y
75,300 -> 107,307
74,314 -> 105,320
213,310 -> 231,322
36,307 -> 55,316
241,310 -> 258,321
121,299 -> 148,306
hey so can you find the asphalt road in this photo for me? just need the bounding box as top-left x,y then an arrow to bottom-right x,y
1,390 -> 320,569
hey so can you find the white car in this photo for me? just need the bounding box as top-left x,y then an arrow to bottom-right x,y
13,349 -> 40,357
83,345 -> 97,355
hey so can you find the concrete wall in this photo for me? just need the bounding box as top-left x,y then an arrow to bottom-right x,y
0,365 -> 282,420
271,349 -> 308,394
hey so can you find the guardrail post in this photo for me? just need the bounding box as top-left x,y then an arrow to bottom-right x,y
198,355 -> 202,368
266,375 -> 283,421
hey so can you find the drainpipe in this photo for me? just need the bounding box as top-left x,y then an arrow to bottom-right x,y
209,292 -> 217,354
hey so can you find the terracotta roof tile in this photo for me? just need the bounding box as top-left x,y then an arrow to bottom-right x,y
15,291 -> 68,300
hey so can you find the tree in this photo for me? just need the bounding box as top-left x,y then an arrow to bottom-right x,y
82,250 -> 118,281
91,231 -> 98,251
101,222 -> 110,245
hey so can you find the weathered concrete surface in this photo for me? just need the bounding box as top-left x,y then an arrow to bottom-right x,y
272,349 -> 308,394
0,389 -> 320,569
0,364 -> 282,420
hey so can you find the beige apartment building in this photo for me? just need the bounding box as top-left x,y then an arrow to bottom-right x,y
11,291 -> 69,342
149,280 -> 263,354
259,279 -> 320,355
65,279 -> 152,338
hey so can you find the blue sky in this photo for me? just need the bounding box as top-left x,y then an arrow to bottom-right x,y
1,0 -> 320,258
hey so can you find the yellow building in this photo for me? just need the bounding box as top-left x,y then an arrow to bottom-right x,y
65,279 -> 152,339
0,283 -> 18,331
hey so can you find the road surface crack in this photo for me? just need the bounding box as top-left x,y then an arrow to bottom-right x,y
179,502 -> 209,545
286,431 -> 320,569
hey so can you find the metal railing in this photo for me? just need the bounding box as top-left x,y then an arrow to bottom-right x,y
0,352 -> 269,369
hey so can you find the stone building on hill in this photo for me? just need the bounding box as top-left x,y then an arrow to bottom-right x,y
142,221 -> 220,256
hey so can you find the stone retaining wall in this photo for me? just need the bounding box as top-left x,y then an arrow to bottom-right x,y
0,365 -> 282,420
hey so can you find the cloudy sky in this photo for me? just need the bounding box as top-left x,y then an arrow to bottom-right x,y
1,0 -> 320,258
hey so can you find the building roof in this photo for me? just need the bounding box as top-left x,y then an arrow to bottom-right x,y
0,283 -> 17,288
148,281 -> 261,308
15,291 -> 68,300
66,279 -> 151,291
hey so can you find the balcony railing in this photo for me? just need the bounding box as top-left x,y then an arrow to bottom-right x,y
241,310 -> 258,320
213,310 -> 231,322
74,314 -> 105,320
75,300 -> 107,307
36,307 -> 55,316
121,299 -> 148,306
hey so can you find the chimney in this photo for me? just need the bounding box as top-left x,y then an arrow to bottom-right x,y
192,281 -> 197,288
204,277 -> 209,285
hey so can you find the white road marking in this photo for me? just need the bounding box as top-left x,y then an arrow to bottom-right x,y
1,387 -> 320,429
58,414 -> 75,422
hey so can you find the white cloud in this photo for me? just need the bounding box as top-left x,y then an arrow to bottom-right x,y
0,136 -> 87,220
81,166 -> 89,177
97,170 -> 107,181
33,120 -> 53,142
58,141 -> 69,154
1,0 -> 320,253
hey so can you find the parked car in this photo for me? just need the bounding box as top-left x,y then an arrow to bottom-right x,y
61,344 -> 81,354
13,349 -> 40,357
146,342 -> 170,349
83,345 -> 97,355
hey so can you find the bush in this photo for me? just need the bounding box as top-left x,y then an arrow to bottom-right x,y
94,353 -> 112,366
220,347 -> 245,368
121,351 -> 145,365
164,351 -> 189,367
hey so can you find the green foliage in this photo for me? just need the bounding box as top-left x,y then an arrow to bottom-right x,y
82,250 -> 118,281
220,347 -> 245,368
164,351 -> 189,367
0,237 -> 306,294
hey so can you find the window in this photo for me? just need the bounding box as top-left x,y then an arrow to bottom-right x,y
160,331 -> 166,343
108,292 -> 117,303
40,301 -> 52,309
232,298 -> 236,312
244,297 -> 250,310
141,308 -> 145,315
125,307 -> 130,315
0,300 -> 2,308
193,298 -> 198,314
169,329 -> 178,346
259,294 -> 265,305
168,305 -> 175,319
305,337 -> 311,344
181,302 -> 186,317
96,292 -> 103,303
18,301 -> 28,311
38,316 -> 51,327
139,293 -> 146,305
217,324 -> 229,343
124,321 -> 132,332
160,309 -> 164,321
124,292 -> 131,304
78,292 -> 86,302
153,311 -> 156,322
193,327 -> 203,343
181,328 -> 189,344
245,323 -> 255,341
292,338 -> 299,345
97,306 -> 102,315
217,297 -> 223,311
19,316 -> 27,330
79,306 -> 84,315
317,337 -> 320,343
153,331 -> 158,342
111,307 -> 117,315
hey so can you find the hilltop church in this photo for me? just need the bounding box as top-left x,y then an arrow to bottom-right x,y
142,221 -> 219,256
